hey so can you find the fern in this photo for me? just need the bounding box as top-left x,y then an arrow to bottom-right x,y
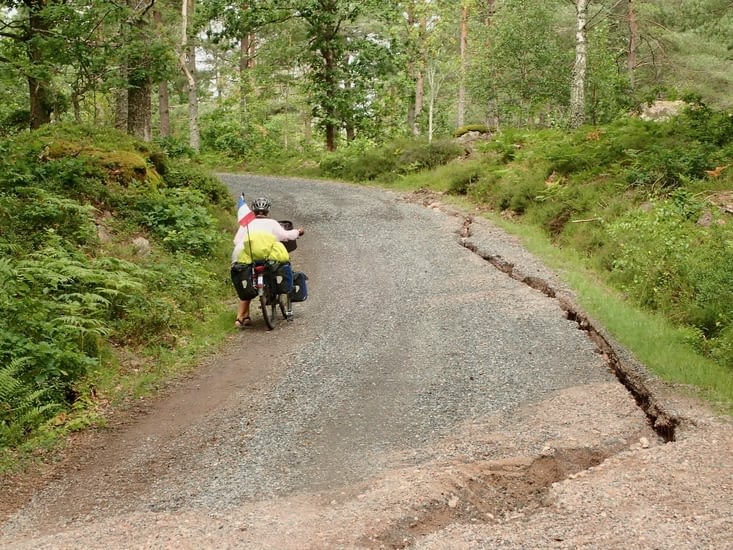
0,358 -> 61,448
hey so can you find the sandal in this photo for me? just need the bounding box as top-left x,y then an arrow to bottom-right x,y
235,316 -> 251,328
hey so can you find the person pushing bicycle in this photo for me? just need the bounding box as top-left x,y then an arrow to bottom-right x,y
230,197 -> 304,328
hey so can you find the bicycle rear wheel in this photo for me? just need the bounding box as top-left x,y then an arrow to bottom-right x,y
260,295 -> 276,330
278,292 -> 292,321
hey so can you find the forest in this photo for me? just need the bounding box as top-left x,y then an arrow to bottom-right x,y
1,0 -> 732,464
2,0 -> 732,150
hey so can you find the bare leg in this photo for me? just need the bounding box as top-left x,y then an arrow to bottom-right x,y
235,300 -> 252,327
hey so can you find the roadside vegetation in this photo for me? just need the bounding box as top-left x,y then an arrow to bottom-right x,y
0,125 -> 235,471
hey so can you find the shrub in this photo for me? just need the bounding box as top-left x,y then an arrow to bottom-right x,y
135,188 -> 225,257
446,162 -> 485,195
163,163 -> 232,208
453,124 -> 490,138
154,135 -> 196,160
320,138 -> 467,183
0,359 -> 60,448
394,139 -> 465,172
605,194 -> 733,364
0,189 -> 99,254
0,124 -> 232,452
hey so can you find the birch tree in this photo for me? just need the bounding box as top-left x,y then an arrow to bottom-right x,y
457,1 -> 469,128
570,0 -> 589,127
180,0 -> 200,151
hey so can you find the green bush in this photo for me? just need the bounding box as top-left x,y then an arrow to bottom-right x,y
135,188 -> 225,257
320,138 -> 465,183
605,195 -> 733,364
446,162 -> 485,195
200,108 -> 251,157
320,146 -> 397,182
163,163 -> 232,208
0,359 -> 60,448
454,124 -> 490,138
0,124 -> 231,451
154,135 -> 196,160
0,189 -> 98,254
394,139 -> 466,172
626,144 -> 712,188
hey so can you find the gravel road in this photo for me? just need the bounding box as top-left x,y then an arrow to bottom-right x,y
1,175 -> 731,549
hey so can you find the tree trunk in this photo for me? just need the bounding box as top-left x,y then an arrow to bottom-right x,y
413,11 -> 427,137
27,0 -> 52,129
414,70 -> 424,136
187,40 -> 200,152
154,9 -> 171,137
28,76 -> 51,129
322,46 -> 338,151
457,3 -> 468,128
115,82 -> 128,131
238,31 -> 257,119
159,83 -> 171,137
627,0 -> 639,91
570,0 -> 589,128
180,0 -> 200,152
126,2 -> 153,140
482,0 -> 496,25
128,81 -> 152,140
426,65 -> 444,143
114,4 -> 130,131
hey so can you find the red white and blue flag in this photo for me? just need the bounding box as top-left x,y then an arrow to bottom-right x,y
233,195 -> 256,244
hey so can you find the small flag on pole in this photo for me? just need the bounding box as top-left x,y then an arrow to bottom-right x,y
233,194 -> 256,244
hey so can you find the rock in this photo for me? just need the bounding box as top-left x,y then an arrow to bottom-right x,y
639,100 -> 686,121
697,211 -> 713,227
132,236 -> 151,257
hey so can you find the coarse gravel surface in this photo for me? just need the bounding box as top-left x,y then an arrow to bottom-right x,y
1,175 -> 731,549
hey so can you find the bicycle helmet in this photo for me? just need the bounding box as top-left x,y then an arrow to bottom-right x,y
251,197 -> 271,214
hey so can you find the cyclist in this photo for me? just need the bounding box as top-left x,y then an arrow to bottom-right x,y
231,197 -> 304,327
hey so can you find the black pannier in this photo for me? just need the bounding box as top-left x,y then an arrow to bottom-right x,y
290,271 -> 308,302
230,263 -> 258,300
275,262 -> 293,294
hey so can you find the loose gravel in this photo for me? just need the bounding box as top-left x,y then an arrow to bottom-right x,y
1,175 -> 731,549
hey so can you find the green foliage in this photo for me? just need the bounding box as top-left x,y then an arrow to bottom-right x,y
445,161 -> 486,195
320,138 -> 465,182
200,109 -> 251,157
0,189 -> 99,253
396,139 -> 466,173
0,359 -> 60,448
0,124 -> 232,455
470,0 -> 573,127
454,125 -> 490,138
154,135 -> 197,160
606,194 -> 733,363
163,163 -> 232,208
136,188 -> 225,257
443,109 -> 733,373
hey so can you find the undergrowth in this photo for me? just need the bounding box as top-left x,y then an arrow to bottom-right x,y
0,124 -> 235,467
